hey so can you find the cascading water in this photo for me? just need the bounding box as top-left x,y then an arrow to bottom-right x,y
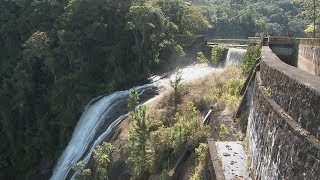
50,85 -> 155,180
50,64 -> 220,179
225,48 -> 247,66
51,59 -> 246,179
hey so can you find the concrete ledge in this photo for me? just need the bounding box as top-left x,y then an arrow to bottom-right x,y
207,139 -> 225,180
298,38 -> 320,46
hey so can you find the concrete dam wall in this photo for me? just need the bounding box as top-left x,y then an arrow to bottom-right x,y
297,39 -> 320,77
247,46 -> 320,179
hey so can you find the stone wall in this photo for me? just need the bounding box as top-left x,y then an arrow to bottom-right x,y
247,46 -> 320,179
260,47 -> 320,139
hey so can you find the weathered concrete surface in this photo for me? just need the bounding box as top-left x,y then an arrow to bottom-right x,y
215,141 -> 250,180
247,46 -> 320,179
207,140 -> 251,180
208,139 -> 226,180
248,72 -> 320,179
297,42 -> 320,76
261,47 -> 320,139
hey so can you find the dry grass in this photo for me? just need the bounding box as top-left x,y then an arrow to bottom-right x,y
108,65 -> 246,179
185,65 -> 245,114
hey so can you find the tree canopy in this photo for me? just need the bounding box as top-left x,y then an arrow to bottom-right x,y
0,0 -> 211,179
187,0 -> 311,37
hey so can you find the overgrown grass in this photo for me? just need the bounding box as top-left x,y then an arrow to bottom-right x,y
241,44 -> 261,75
110,66 -> 246,178
191,143 -> 209,180
211,46 -> 227,64
186,66 -> 245,113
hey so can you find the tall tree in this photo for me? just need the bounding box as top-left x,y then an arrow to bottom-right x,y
127,106 -> 152,179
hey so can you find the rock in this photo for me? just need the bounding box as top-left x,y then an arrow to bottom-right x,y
223,152 -> 231,156
231,161 -> 237,165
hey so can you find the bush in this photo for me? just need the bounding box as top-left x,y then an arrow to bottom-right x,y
241,44 -> 261,75
196,52 -> 208,64
211,46 -> 226,64
149,102 -> 209,174
191,143 -> 208,180
210,73 -> 244,110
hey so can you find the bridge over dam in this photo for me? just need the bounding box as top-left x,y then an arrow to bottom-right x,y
209,37 -> 320,179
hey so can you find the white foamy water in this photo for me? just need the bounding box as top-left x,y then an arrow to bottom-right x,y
51,60 -> 244,179
225,48 -> 247,66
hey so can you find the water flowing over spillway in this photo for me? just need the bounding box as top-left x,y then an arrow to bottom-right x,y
225,48 -> 247,66
50,85 -> 155,180
51,57 -> 246,179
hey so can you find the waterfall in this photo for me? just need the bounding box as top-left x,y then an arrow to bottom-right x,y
50,64 -> 220,180
225,48 -> 247,66
50,84 -> 157,180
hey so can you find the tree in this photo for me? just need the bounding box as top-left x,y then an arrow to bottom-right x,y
127,106 -> 152,179
128,88 -> 140,112
0,0 -> 214,178
170,70 -> 183,113
73,142 -> 114,180
241,44 -> 261,75
211,46 -> 226,64
293,0 -> 320,37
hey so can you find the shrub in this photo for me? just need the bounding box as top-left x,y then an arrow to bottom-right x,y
241,44 -> 261,75
191,143 -> 208,180
211,46 -> 226,64
196,52 -> 208,64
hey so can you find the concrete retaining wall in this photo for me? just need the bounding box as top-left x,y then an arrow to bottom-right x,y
247,46 -> 320,179
298,44 -> 320,76
261,47 -> 320,139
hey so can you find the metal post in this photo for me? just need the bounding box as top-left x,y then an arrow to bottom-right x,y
314,0 -> 316,38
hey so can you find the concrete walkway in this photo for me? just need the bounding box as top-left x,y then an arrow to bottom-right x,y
208,139 -> 251,180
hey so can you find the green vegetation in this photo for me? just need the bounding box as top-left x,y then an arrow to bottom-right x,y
170,71 -> 183,113
0,0 -> 211,178
73,142 -> 114,180
219,124 -> 229,139
149,102 -> 209,174
187,0 -> 311,37
126,88 -> 209,177
292,0 -> 320,37
191,143 -> 209,180
241,44 -> 261,75
196,52 -> 209,64
127,106 -> 152,179
1,0 -> 313,179
211,46 -> 227,64
128,88 -> 140,112
304,24 -> 318,37
183,66 -> 245,113
211,77 -> 244,110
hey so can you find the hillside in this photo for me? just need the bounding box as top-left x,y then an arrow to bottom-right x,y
187,0 -> 309,37
0,0 -> 210,178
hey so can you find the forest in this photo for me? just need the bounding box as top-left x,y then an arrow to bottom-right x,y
188,0 -> 315,37
0,0 -> 314,179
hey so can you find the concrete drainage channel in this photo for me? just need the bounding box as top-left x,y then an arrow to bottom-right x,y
208,140 -> 251,180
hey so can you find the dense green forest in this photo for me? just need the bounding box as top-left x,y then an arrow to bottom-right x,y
187,0 -> 312,37
0,0 -> 211,178
0,0 -> 312,179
